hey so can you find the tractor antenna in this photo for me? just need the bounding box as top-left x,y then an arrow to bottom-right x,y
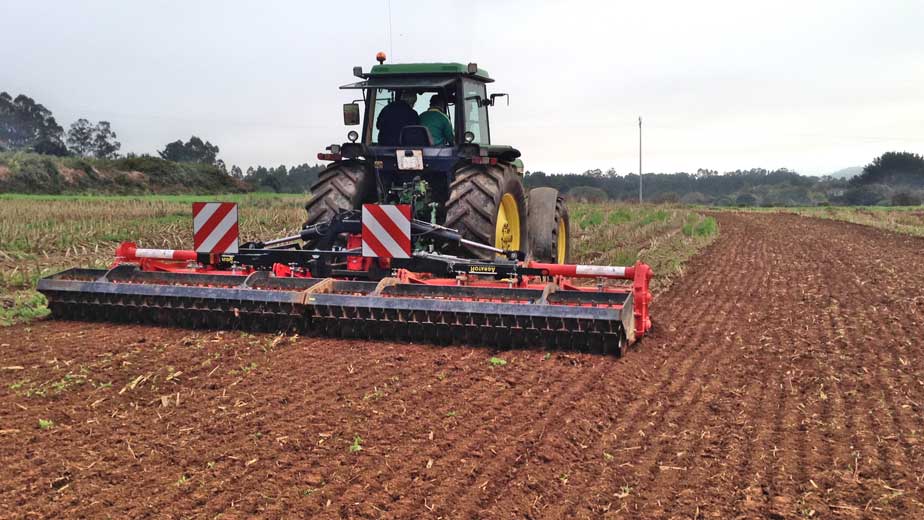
386,0 -> 394,58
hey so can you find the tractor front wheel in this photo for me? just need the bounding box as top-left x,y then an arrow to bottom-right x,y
445,164 -> 527,259
526,187 -> 570,263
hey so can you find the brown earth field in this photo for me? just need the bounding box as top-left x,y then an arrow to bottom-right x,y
1,212 -> 923,519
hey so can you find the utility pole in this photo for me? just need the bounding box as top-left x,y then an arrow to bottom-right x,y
638,116 -> 643,204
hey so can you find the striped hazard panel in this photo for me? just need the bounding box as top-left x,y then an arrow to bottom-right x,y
361,204 -> 411,259
193,202 -> 239,254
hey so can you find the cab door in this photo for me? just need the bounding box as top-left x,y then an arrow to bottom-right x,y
459,79 -> 490,145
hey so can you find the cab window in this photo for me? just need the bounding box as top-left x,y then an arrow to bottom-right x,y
370,89 -> 393,144
462,80 -> 489,144
369,88 -> 454,144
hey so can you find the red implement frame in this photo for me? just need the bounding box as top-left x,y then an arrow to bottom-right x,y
112,241 -> 653,339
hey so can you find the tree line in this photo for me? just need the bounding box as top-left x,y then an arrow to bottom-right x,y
851,151 -> 924,187
525,167 -> 832,206
524,157 -> 923,206
3,90 -> 922,203
0,90 -> 324,193
0,91 -> 213,162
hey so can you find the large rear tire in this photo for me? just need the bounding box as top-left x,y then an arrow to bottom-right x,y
526,187 -> 570,263
445,164 -> 527,260
303,162 -> 375,228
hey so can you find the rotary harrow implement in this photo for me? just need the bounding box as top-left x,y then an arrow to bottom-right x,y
38,56 -> 654,354
37,203 -> 653,356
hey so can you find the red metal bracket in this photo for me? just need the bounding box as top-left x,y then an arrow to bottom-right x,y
631,261 -> 653,338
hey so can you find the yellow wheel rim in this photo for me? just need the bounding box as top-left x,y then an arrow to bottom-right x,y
495,193 -> 521,252
556,218 -> 567,264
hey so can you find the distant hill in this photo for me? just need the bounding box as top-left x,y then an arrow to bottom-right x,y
0,152 -> 248,194
828,166 -> 862,179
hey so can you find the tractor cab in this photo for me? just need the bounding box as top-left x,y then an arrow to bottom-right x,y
309,55 -> 548,264
341,60 -> 502,148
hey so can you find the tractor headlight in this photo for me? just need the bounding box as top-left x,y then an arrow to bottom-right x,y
347,130 -> 359,143
463,131 -> 475,144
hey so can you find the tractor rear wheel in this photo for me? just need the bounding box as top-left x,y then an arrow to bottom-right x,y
445,164 -> 527,259
526,187 -> 570,263
303,162 -> 375,229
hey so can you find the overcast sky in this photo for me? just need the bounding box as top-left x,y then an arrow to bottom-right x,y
2,0 -> 922,175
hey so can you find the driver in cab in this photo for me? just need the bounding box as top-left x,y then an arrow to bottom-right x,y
419,94 -> 454,146
376,90 -> 419,146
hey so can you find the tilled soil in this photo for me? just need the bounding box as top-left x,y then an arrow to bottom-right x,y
1,212 -> 923,519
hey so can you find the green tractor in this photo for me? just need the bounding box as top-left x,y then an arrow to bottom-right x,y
306,54 -> 569,263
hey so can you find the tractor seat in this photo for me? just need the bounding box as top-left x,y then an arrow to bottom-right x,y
399,126 -> 434,147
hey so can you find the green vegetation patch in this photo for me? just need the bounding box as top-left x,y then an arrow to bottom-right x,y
682,215 -> 718,238
607,207 -> 633,225
576,208 -> 604,229
641,209 -> 670,225
0,290 -> 49,326
11,367 -> 95,398
0,151 -> 245,195
571,203 -> 719,292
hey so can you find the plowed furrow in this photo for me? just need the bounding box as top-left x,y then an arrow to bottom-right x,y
5,211 -> 924,518
338,352 -> 560,515
440,360 -> 613,517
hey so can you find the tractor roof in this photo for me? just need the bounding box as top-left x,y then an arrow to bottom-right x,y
341,62 -> 494,90
369,62 -> 493,82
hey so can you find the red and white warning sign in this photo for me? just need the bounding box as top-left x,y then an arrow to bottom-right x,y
361,204 -> 411,258
193,202 -> 239,253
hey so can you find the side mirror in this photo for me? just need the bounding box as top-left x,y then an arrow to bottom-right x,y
489,93 -> 509,106
465,95 -> 491,108
343,103 -> 360,126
